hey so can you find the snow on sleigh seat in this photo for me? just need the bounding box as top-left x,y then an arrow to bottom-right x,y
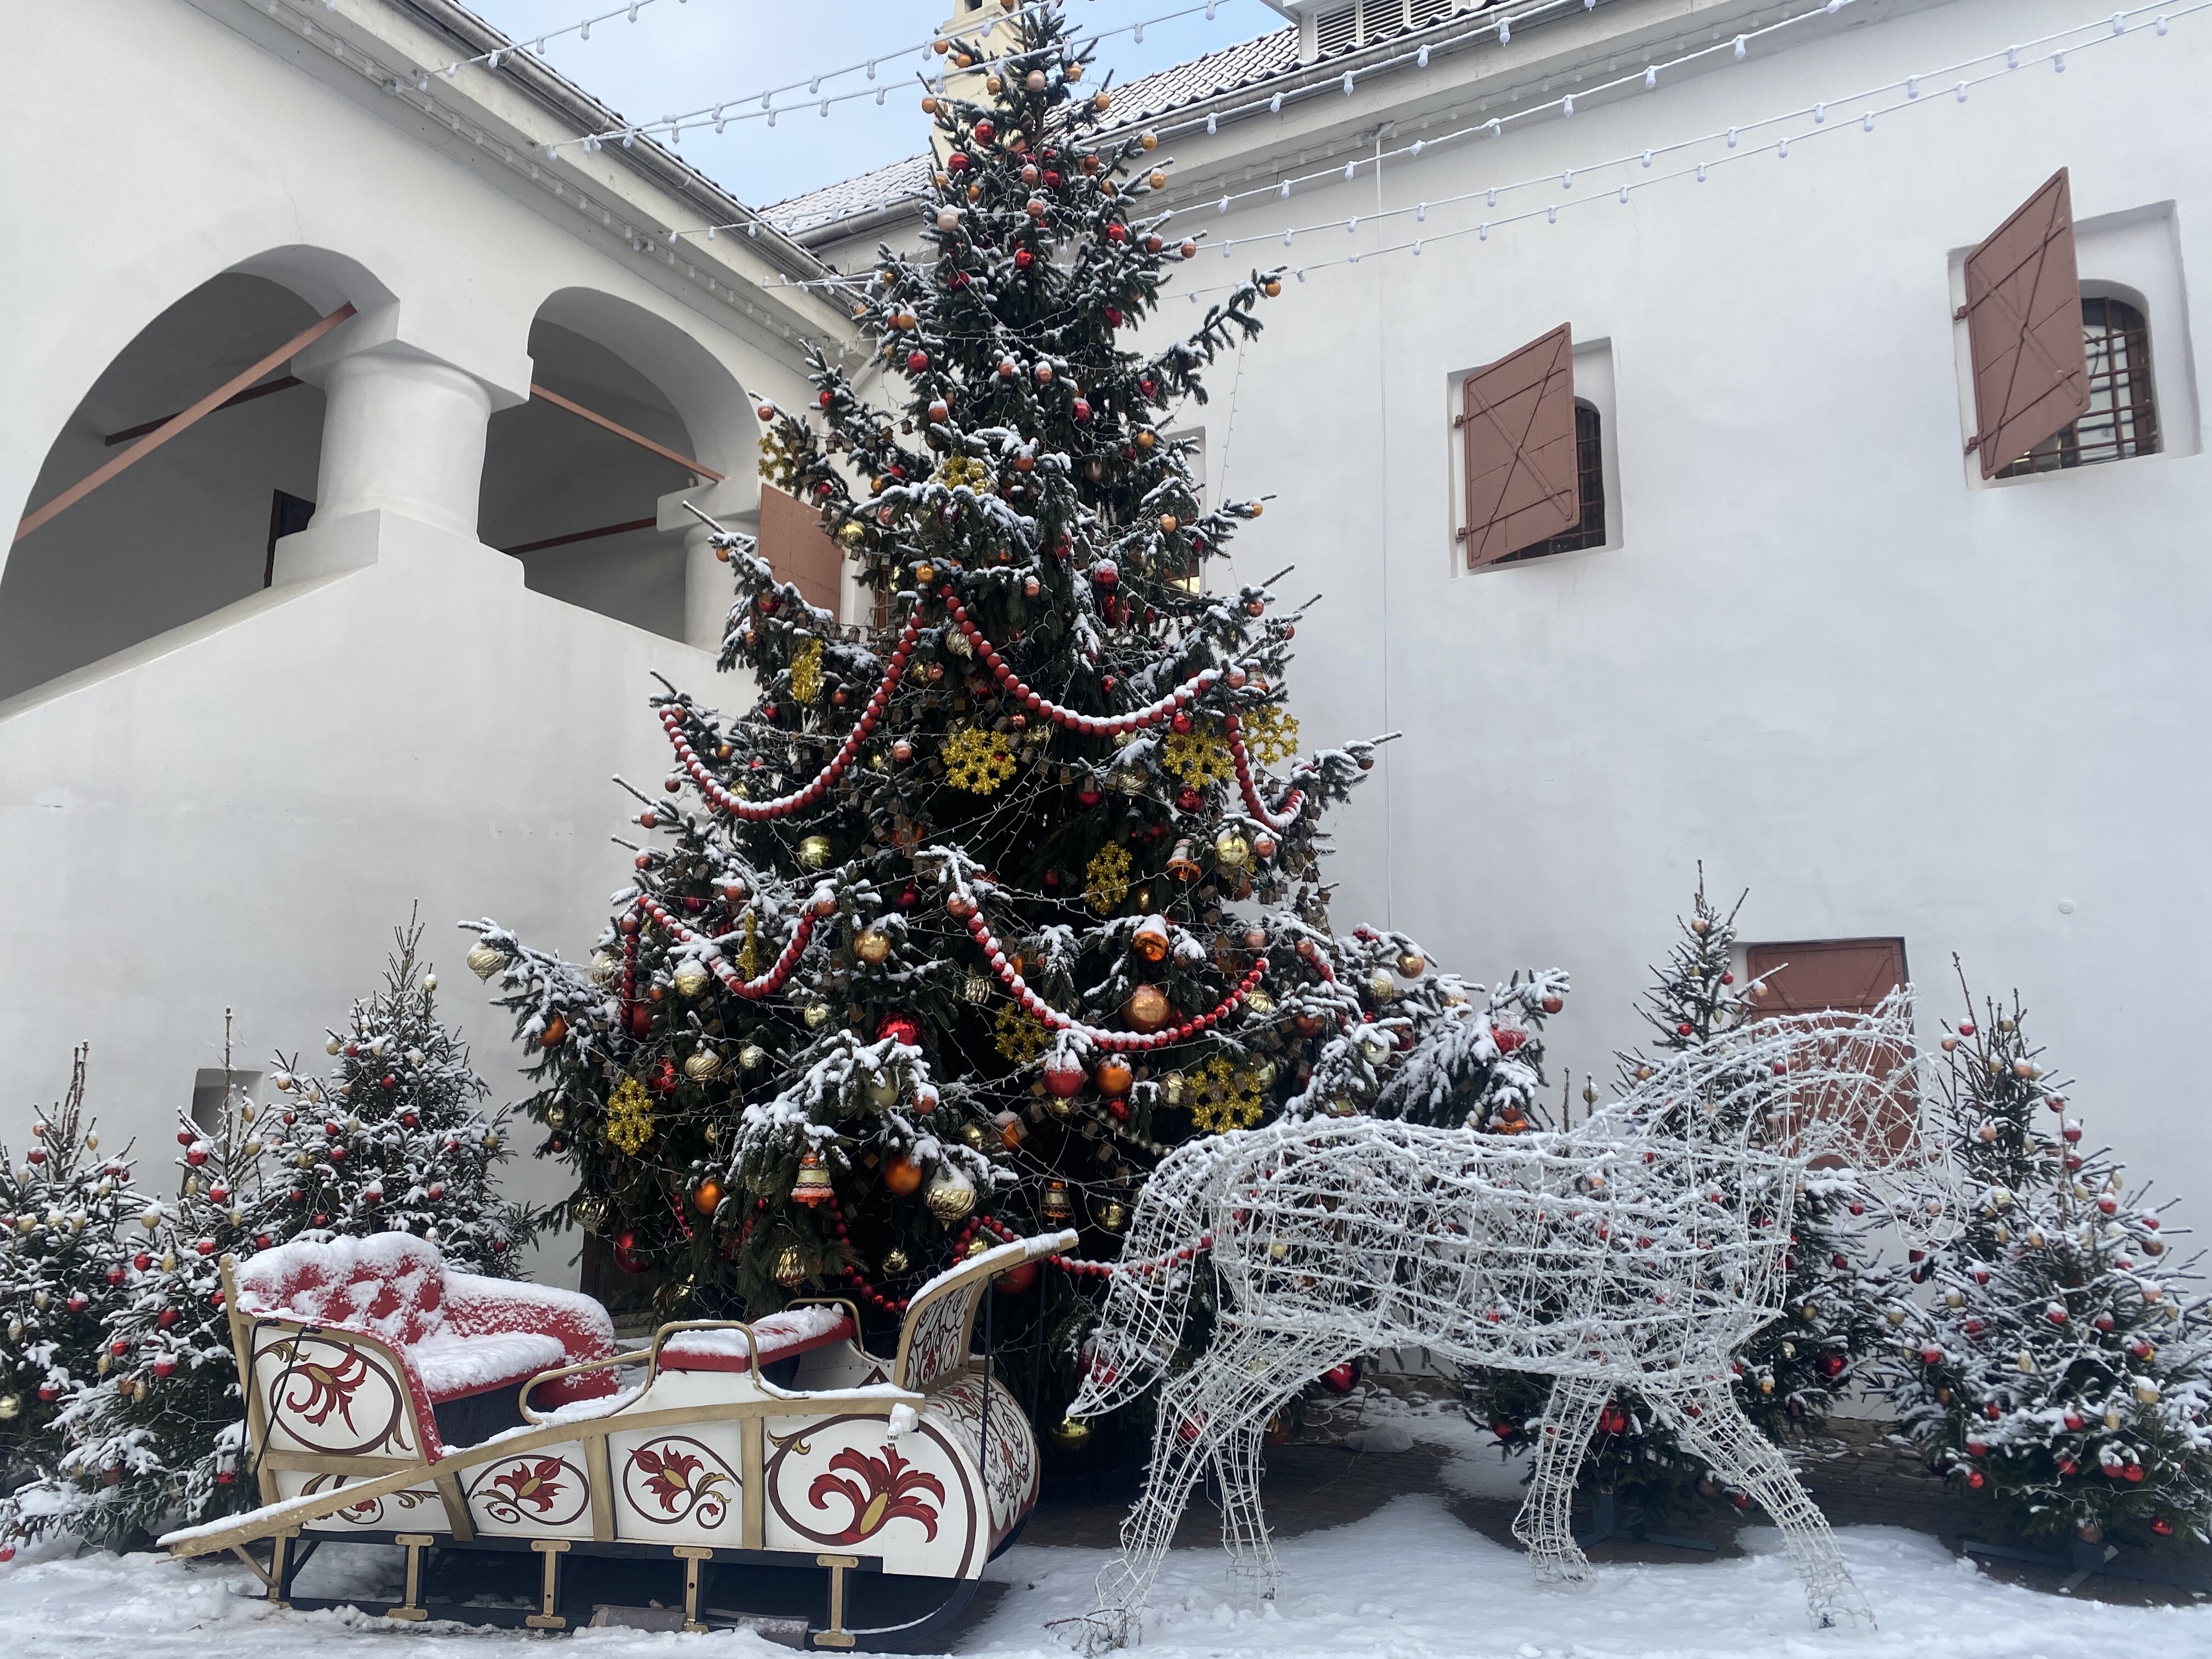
657,1304 -> 856,1384
222,1234 -> 618,1496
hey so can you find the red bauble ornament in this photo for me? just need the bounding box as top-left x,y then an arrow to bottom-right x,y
1044,1056 -> 1087,1098
1104,307 -> 1122,327
1071,399 -> 1091,421
946,152 -> 969,172
1598,1403 -> 1630,1436
995,1261 -> 1039,1296
184,1147 -> 208,1167
1493,1025 -> 1527,1053
653,1057 -> 679,1093
1318,1361 -> 1359,1395
1105,223 -> 1127,243
907,350 -> 930,373
971,120 -> 995,143
1175,786 -> 1203,812
876,1012 -> 922,1048
133,1252 -> 151,1271
1014,247 -> 1035,269
153,1357 -> 177,1378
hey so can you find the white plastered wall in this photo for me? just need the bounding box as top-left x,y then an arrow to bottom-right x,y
0,0 -> 821,1279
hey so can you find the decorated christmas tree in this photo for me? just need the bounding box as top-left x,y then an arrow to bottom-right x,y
266,914 -> 531,1275
1889,966 -> 2212,1543
0,1048 -> 140,1548
465,0 -> 1564,1447
1463,877 -> 1887,1520
35,1018 -> 283,1547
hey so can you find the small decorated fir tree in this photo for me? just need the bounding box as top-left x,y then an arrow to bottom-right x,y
40,1019 -> 284,1547
1890,967 -> 2212,1543
0,1049 -> 140,1546
266,913 -> 530,1274
1462,877 -> 1887,1520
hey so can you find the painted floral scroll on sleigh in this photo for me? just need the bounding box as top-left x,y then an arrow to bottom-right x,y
160,1227 -> 1076,1648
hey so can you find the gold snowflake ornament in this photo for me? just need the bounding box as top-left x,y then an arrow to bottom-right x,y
1240,705 -> 1301,766
944,726 -> 1017,794
1162,725 -> 1234,789
1085,844 -> 1132,916
993,1000 -> 1052,1062
1187,1057 -> 1266,1133
605,1075 -> 656,1154
788,638 -> 824,705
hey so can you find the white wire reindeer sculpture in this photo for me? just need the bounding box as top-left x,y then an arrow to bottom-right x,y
1065,995 -> 1943,1650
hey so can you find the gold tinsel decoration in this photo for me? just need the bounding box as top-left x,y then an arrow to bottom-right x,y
1241,704 -> 1301,766
737,911 -> 761,980
943,726 -> 1018,794
605,1075 -> 656,1154
757,428 -> 800,490
1187,1057 -> 1266,1134
1163,725 -> 1234,788
936,453 -> 989,490
993,1001 -> 1052,1063
1084,844 -> 1132,916
788,638 -> 824,704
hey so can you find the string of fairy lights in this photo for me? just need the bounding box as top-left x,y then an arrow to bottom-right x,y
1159,0 -> 2202,298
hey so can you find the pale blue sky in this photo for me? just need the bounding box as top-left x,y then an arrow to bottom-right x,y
461,0 -> 1283,207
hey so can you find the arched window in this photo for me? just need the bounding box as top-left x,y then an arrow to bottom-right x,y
1498,402 -> 1606,565
1997,296 -> 2160,477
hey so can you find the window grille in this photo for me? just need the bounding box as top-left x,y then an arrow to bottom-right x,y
1497,403 -> 1605,564
1996,296 -> 2160,476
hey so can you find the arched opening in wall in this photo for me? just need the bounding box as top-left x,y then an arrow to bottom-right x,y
479,292 -> 741,642
1,272 -> 330,704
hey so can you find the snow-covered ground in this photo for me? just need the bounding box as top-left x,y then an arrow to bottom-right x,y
3,1497 -> 2207,1659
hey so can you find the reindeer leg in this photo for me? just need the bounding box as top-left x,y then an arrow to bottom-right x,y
1648,1379 -> 1875,1632
1214,1415 -> 1278,1595
1087,1362 -> 1228,1650
1510,1374 -> 1607,1588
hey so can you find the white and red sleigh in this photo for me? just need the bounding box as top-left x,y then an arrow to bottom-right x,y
161,1228 -> 1076,1647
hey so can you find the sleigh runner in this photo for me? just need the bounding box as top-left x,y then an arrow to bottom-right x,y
161,1228 -> 1076,1646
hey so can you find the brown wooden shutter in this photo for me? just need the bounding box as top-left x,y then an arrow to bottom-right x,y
1744,938 -> 1906,1014
1457,324 -> 1580,567
1746,938 -> 1912,1156
758,483 -> 844,619
1961,168 -> 2090,479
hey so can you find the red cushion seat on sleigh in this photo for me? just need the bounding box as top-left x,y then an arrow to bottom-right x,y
229,1233 -> 618,1460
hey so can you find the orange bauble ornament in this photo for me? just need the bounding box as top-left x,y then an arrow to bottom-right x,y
1124,984 -> 1170,1032
692,1179 -> 724,1216
1093,1057 -> 1134,1096
883,1156 -> 925,1196
1131,917 -> 1170,964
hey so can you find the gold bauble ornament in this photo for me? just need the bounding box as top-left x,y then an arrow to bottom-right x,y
924,1167 -> 978,1221
1214,830 -> 1251,869
1244,989 -> 1275,1018
1367,970 -> 1397,1002
1050,1414 -> 1093,1451
739,1043 -> 769,1072
804,1000 -> 834,1030
589,951 -> 619,986
853,927 -> 892,966
0,1392 -> 19,1421
961,969 -> 993,1006
882,1247 -> 911,1276
773,1245 -> 808,1288
466,941 -> 504,981
682,1048 -> 724,1082
673,961 -> 712,1000
574,1196 -> 608,1235
1395,951 -> 1427,978
1124,983 -> 1170,1032
798,834 -> 834,870
1161,1071 -> 1187,1108
1092,1196 -> 1130,1234
865,1070 -> 903,1110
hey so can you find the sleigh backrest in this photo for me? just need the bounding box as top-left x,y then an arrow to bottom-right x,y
895,1230 -> 1076,1393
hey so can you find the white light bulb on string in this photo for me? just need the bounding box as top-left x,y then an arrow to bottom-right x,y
1344,161 -> 1356,180
1696,161 -> 1708,181
1342,72 -> 1355,95
1735,34 -> 1748,58
1279,178 -> 1291,198
1413,239 -> 1423,254
1415,202 -> 1426,221
1479,223 -> 1488,240
1955,81 -> 1968,101
1641,148 -> 1654,166
1133,21 -> 1144,42
1411,138 -> 1425,155
1562,95 -> 1575,116
1726,126 -> 1739,146
1814,102 -> 1826,122
1862,110 -> 1875,131
1618,184 -> 1630,203
1645,65 -> 1658,88
2053,50 -> 2067,71
1271,93 -> 1283,113
1777,138 -> 1790,158
1499,20 -> 1511,43
1561,168 -> 1574,189
1208,114 -> 1218,134
1906,75 -> 1919,97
